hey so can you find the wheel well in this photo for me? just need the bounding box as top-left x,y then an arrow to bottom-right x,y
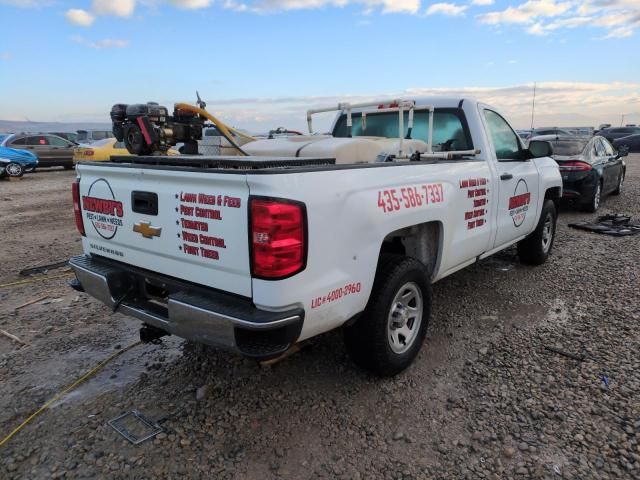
544,186 -> 562,209
380,222 -> 441,278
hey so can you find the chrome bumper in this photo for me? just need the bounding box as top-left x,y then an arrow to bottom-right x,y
69,255 -> 304,359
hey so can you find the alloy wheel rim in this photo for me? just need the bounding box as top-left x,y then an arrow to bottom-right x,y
618,175 -> 624,192
387,282 -> 423,354
594,184 -> 601,209
6,164 -> 21,176
541,213 -> 553,253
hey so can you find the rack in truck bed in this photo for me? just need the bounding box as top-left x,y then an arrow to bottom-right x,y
108,155 -> 336,170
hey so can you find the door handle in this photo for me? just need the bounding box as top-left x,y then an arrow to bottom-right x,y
500,173 -> 513,181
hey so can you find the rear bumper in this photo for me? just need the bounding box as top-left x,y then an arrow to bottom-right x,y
69,255 -> 304,359
561,172 -> 598,202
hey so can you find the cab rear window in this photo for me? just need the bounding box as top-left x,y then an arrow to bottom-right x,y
333,108 -> 473,151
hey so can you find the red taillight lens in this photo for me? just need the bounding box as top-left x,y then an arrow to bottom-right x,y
85,150 -> 94,156
250,198 -> 306,279
72,179 -> 85,236
558,161 -> 592,172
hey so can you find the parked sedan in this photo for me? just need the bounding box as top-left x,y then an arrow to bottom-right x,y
0,133 -> 77,169
527,128 -> 573,139
532,135 -> 627,212
73,138 -> 129,163
74,138 -> 179,163
0,145 -> 39,178
598,126 -> 640,143
613,134 -> 640,153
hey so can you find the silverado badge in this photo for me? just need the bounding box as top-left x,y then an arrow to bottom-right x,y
133,221 -> 162,239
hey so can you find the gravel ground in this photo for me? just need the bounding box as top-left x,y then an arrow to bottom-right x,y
0,158 -> 638,479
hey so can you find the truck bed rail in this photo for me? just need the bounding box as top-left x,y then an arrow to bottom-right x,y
108,155 -> 335,170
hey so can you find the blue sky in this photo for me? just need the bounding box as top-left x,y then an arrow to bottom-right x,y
0,0 -> 639,130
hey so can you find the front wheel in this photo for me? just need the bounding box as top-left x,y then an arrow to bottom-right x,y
4,162 -> 24,178
517,199 -> 557,265
344,254 -> 431,377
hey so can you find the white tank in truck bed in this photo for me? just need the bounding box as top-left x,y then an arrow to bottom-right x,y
243,135 -> 428,164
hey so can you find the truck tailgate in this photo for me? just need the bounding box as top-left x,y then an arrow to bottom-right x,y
77,164 -> 251,297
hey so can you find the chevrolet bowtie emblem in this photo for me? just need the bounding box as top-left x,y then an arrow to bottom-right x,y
133,221 -> 162,239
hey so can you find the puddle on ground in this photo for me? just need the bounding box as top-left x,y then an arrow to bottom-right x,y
51,335 -> 183,408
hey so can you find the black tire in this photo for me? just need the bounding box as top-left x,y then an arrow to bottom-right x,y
517,199 -> 557,265
612,171 -> 624,196
344,254 -> 431,377
4,162 -> 24,178
583,181 -> 602,213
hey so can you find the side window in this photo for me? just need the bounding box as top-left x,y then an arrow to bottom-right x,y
483,110 -> 521,160
9,137 -> 26,146
602,139 -> 614,156
594,139 -> 606,157
25,136 -> 47,145
48,136 -> 70,147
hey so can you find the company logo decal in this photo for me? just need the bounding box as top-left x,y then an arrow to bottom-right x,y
133,221 -> 162,239
508,179 -> 530,227
83,178 -> 123,240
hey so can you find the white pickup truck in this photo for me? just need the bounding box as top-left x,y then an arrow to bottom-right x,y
69,97 -> 561,376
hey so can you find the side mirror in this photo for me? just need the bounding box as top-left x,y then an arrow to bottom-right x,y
617,145 -> 629,157
528,140 -> 553,158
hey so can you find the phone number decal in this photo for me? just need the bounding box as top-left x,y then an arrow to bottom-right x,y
377,184 -> 444,213
311,282 -> 362,309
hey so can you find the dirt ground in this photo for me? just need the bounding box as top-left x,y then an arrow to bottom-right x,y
0,157 -> 638,479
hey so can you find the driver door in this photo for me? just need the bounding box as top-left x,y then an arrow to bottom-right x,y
480,109 -> 540,249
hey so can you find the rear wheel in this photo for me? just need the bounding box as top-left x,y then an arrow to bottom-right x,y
517,199 -> 557,265
612,171 -> 624,195
4,162 -> 24,178
583,181 -> 601,213
344,254 -> 431,377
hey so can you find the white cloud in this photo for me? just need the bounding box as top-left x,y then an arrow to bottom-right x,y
90,38 -> 130,48
221,0 -> 421,13
602,26 -> 633,38
92,0 -> 135,17
0,0 -> 50,5
425,2 -> 466,15
470,0 -> 493,5
384,0 -> 420,13
65,9 -> 96,27
72,36 -> 130,49
169,0 -> 214,8
478,0 -> 571,25
157,82 -> 638,133
478,0 -> 639,38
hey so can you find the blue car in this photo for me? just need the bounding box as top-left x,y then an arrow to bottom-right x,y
0,138 -> 39,178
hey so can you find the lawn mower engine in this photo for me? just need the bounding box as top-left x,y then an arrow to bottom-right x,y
111,103 -> 205,155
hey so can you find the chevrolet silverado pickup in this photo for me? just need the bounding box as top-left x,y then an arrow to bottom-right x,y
69,97 -> 562,376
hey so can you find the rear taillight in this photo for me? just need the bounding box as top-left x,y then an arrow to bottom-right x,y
72,179 -> 85,236
558,161 -> 592,172
84,150 -> 94,156
250,198 -> 306,279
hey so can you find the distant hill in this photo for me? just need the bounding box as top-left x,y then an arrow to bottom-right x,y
0,119 -> 111,134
